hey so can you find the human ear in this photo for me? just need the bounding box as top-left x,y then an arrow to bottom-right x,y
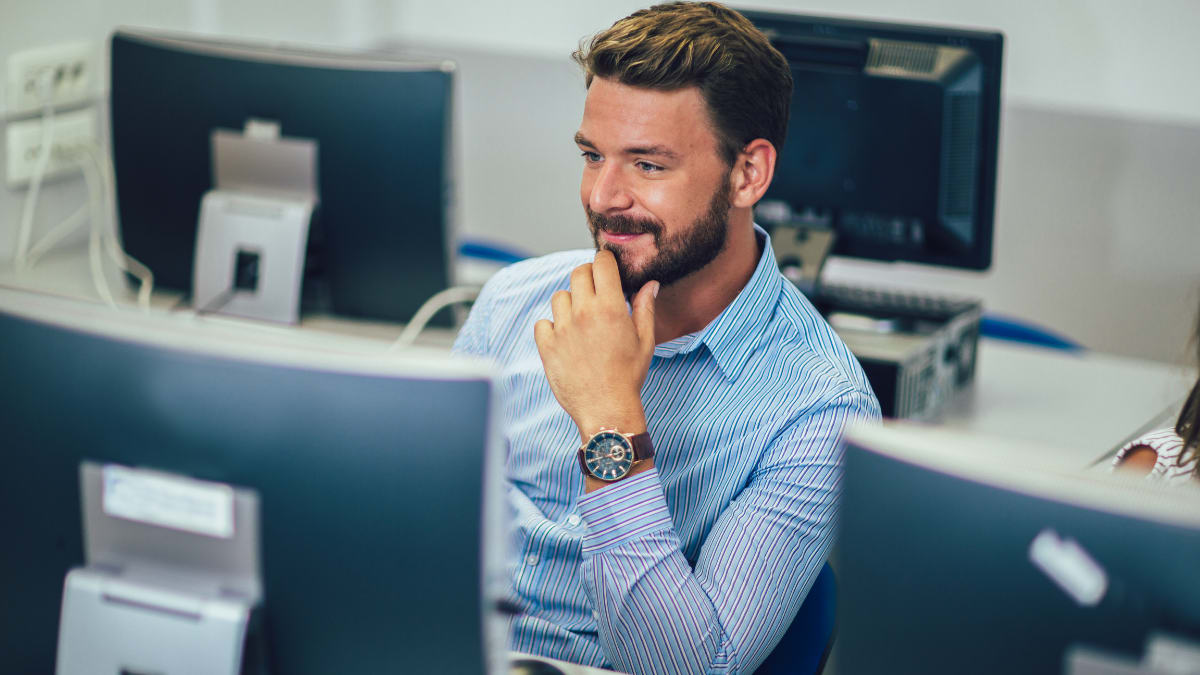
728,138 -> 777,209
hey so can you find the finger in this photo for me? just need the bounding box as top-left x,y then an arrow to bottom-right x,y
550,290 -> 572,326
533,318 -> 554,351
570,264 -> 595,303
631,280 -> 659,353
592,249 -> 624,301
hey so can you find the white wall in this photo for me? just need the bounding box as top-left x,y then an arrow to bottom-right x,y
390,0 -> 1200,127
3,0 -> 1198,363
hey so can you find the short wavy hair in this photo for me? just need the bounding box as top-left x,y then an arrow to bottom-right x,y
573,2 -> 793,167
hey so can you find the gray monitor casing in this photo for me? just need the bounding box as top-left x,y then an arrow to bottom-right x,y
0,288 -> 502,674
838,423 -> 1200,674
109,29 -> 456,324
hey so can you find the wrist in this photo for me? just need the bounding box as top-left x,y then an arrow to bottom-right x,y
578,415 -> 646,442
576,401 -> 647,442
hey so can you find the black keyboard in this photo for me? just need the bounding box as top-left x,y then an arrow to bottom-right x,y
808,283 -> 981,323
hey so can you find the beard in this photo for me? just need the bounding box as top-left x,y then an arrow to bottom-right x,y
586,182 -> 733,298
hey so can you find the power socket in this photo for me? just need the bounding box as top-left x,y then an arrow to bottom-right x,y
5,108 -> 98,189
6,42 -> 94,116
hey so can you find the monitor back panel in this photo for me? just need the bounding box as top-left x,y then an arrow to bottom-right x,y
0,309 -> 490,673
839,443 -> 1200,674
110,32 -> 453,322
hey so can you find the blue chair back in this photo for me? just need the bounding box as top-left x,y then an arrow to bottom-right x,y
754,562 -> 836,675
979,314 -> 1084,352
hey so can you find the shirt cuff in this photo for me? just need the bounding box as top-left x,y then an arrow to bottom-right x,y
578,468 -> 673,556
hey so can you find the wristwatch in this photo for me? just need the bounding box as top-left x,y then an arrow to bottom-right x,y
577,428 -> 655,482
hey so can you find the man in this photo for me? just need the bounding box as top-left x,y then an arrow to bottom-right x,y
453,3 -> 879,673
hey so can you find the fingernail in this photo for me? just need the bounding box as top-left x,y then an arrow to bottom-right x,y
651,281 -> 660,298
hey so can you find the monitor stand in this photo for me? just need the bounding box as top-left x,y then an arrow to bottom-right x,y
56,462 -> 264,675
759,205 -> 837,297
192,120 -> 318,324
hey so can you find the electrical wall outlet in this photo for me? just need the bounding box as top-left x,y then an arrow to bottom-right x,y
6,42 -> 94,116
5,108 -> 98,189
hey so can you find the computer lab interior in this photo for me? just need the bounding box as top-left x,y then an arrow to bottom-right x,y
1,1 -> 1199,673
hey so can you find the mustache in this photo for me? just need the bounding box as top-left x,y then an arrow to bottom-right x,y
586,209 -> 664,238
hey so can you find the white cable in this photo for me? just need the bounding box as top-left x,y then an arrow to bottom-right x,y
8,74 -> 153,311
390,286 -> 481,351
14,73 -> 57,268
25,204 -> 87,266
18,138 -> 155,311
81,143 -> 154,310
79,147 -> 115,307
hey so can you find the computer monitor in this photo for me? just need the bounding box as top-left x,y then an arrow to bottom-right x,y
109,29 -> 454,323
742,11 -> 1003,270
0,287 -> 504,674
838,423 -> 1200,674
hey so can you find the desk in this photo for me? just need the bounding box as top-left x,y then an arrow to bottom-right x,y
937,339 -> 1195,467
0,243 -> 459,350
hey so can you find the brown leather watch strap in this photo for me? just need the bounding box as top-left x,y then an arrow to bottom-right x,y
629,432 -> 655,462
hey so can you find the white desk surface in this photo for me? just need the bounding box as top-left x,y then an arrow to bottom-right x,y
936,339 -> 1195,468
5,244 -> 1195,467
0,244 -> 458,349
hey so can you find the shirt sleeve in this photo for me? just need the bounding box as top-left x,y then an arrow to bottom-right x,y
1111,427 -> 1195,482
452,269 -> 504,358
576,389 -> 878,675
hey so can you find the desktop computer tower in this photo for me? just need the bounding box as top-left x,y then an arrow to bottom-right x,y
806,284 -> 983,420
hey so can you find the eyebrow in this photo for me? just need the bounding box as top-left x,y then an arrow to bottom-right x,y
574,132 -> 680,161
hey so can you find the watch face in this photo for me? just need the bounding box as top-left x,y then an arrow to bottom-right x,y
583,431 -> 634,481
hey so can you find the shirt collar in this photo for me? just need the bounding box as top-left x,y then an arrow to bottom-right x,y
652,224 -> 783,382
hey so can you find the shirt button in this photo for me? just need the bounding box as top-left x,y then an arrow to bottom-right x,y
524,553 -> 539,567
592,610 -> 600,621
566,514 -> 581,528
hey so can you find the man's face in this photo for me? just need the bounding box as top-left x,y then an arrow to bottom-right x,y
575,78 -> 734,297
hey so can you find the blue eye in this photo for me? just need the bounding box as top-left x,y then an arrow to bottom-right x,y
636,161 -> 664,173
581,151 -> 601,163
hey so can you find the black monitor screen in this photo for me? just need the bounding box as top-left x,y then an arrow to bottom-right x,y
110,30 -> 453,322
743,11 -> 1003,270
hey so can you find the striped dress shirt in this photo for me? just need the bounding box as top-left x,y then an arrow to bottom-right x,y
454,226 -> 880,674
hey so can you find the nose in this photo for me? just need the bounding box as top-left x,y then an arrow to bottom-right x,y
585,162 -> 634,214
